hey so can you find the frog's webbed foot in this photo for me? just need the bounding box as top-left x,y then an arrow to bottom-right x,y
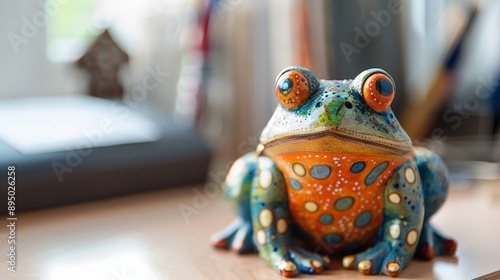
415,223 -> 457,259
342,242 -> 405,277
260,245 -> 330,277
288,246 -> 330,275
210,217 -> 255,253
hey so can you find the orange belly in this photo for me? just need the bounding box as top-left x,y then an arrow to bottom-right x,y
262,136 -> 412,253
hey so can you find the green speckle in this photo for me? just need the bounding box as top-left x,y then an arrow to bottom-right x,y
316,99 -> 344,126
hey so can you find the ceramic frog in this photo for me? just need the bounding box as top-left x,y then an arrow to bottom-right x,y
211,67 -> 456,277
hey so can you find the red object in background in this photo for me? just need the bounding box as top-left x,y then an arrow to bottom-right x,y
296,1 -> 312,70
174,0 -> 214,128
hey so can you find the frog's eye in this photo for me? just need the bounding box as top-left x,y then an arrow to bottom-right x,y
275,70 -> 311,109
362,72 -> 395,112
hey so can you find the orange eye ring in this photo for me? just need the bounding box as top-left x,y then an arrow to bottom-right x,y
275,70 -> 310,109
362,73 -> 395,112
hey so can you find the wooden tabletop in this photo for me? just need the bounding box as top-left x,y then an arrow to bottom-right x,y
1,180 -> 499,280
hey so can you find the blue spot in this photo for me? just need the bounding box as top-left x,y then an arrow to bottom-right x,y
273,247 -> 278,252
261,203 -> 266,207
319,214 -> 334,225
411,205 -> 416,211
323,233 -> 343,244
365,162 -> 389,186
310,165 -> 332,179
394,183 -> 400,189
336,84 -> 341,88
376,78 -> 393,96
290,179 -> 302,190
355,211 -> 372,228
334,196 -> 355,211
316,102 -> 322,108
350,161 -> 366,173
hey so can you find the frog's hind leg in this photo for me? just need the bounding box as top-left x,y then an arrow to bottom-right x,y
414,147 -> 457,259
210,153 -> 257,253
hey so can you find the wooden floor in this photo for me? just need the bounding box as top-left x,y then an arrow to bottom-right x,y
1,180 -> 499,280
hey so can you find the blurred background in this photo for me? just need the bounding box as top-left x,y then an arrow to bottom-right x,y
1,0 -> 500,212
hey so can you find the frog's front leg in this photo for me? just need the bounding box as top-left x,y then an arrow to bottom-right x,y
252,157 -> 329,277
414,147 -> 457,259
343,161 -> 424,277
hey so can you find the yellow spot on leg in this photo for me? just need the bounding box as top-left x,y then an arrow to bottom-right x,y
405,167 -> 416,184
389,224 -> 401,239
276,218 -> 288,234
259,170 -> 273,188
259,208 -> 273,228
406,229 -> 418,246
256,230 -> 266,245
388,193 -> 401,204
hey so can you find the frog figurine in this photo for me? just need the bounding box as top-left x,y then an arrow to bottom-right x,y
210,67 -> 456,277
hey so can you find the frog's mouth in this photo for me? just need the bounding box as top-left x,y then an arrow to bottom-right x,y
259,126 -> 413,156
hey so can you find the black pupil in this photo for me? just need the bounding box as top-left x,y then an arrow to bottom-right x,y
375,78 -> 393,96
344,101 -> 353,109
280,78 -> 293,95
